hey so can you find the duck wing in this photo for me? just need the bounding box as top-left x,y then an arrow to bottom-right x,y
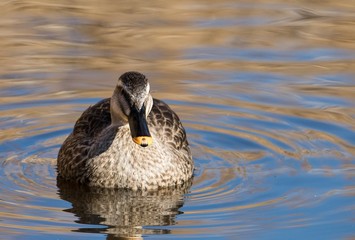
72,98 -> 112,138
148,99 -> 189,151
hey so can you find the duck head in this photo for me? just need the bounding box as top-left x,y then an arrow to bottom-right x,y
110,72 -> 153,147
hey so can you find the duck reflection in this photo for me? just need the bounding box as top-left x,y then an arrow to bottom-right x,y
57,179 -> 192,239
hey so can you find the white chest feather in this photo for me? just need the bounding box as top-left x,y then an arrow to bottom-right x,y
86,125 -> 186,190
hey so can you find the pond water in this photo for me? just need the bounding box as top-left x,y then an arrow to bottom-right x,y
0,1 -> 354,239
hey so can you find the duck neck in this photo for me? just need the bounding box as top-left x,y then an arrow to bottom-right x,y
110,113 -> 127,127
110,88 -> 128,127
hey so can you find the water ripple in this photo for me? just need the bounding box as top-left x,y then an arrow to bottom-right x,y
0,0 -> 354,239
1,83 -> 354,239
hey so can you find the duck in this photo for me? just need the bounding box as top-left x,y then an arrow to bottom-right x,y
57,71 -> 194,190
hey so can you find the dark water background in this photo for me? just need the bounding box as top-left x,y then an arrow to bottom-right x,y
0,1 -> 354,239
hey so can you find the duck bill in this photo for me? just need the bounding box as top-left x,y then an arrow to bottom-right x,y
128,105 -> 153,147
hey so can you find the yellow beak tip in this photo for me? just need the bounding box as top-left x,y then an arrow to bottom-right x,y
132,136 -> 153,147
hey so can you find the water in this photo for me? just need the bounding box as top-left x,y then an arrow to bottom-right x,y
0,1 -> 354,239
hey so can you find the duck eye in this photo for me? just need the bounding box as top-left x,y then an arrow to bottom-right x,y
119,89 -> 132,116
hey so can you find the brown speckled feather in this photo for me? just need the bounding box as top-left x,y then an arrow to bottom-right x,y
73,99 -> 111,138
68,98 -> 188,149
148,99 -> 189,151
58,94 -> 193,190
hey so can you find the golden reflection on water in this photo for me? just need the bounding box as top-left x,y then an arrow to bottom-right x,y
57,180 -> 192,238
0,0 -> 355,239
1,0 -> 355,77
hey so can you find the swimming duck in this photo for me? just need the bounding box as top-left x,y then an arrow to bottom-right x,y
57,72 -> 193,190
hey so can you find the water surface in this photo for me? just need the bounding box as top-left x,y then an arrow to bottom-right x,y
0,1 -> 354,239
